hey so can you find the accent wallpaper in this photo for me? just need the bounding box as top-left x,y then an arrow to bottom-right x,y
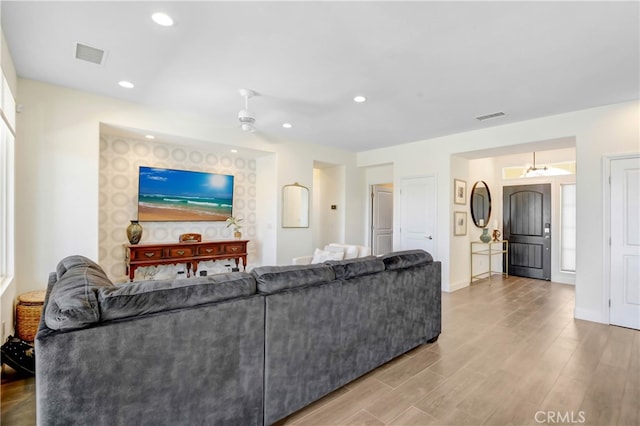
99,134 -> 258,281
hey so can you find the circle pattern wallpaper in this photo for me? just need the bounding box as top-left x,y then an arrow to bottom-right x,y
99,134 -> 257,281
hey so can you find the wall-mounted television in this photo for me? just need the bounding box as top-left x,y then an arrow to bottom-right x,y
137,166 -> 234,222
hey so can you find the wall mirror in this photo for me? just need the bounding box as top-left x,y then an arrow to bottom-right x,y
470,181 -> 491,227
282,183 -> 309,228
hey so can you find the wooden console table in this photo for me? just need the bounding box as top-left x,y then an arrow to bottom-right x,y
125,240 -> 249,281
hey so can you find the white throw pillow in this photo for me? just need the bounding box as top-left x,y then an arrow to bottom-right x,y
327,244 -> 359,259
311,248 -> 345,264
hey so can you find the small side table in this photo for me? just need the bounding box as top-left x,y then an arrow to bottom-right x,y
470,240 -> 509,283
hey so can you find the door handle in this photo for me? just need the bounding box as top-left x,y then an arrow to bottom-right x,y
426,236 -> 433,240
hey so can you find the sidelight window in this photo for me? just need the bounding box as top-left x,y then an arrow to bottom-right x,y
560,183 -> 576,272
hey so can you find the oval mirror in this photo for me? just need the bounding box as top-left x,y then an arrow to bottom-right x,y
470,181 -> 491,228
282,183 -> 309,228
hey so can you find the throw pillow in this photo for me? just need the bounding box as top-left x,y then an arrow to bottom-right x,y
311,248 -> 345,264
326,244 -> 359,259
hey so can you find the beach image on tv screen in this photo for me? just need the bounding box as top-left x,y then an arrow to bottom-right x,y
137,166 -> 234,221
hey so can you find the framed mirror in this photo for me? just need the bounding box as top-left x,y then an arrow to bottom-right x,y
282,183 -> 309,228
470,181 -> 491,228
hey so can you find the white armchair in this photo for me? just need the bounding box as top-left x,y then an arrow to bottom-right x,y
292,243 -> 372,265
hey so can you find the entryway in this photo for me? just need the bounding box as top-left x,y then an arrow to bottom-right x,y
503,183 -> 552,280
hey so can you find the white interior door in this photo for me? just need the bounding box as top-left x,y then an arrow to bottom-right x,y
399,176 -> 436,254
371,184 -> 393,255
610,156 -> 640,329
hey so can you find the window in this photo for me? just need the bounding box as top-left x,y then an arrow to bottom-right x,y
560,183 -> 576,272
0,73 -> 15,288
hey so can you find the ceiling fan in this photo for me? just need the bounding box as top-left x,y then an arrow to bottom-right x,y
238,88 -> 258,132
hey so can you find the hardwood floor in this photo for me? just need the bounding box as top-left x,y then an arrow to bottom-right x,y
2,276 -> 638,425
1,365 -> 35,425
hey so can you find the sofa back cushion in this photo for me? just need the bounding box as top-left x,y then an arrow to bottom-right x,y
382,249 -> 433,270
97,272 -> 257,322
325,256 -> 385,280
44,255 -> 115,331
252,264 -> 335,294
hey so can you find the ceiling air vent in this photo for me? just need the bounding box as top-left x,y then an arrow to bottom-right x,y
75,43 -> 105,65
475,111 -> 506,121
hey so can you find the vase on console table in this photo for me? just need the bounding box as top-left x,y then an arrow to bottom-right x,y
480,228 -> 491,243
126,220 -> 143,245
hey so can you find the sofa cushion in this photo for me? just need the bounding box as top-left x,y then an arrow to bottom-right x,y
97,272 -> 256,322
325,256 -> 385,280
382,249 -> 433,270
311,247 -> 344,264
45,255 -> 115,331
252,264 -> 336,294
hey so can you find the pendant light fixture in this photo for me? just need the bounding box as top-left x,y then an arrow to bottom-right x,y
522,152 -> 547,177
521,152 -> 571,178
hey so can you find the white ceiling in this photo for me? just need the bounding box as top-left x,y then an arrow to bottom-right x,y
2,1 -> 638,152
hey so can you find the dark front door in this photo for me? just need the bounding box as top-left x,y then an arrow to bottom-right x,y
503,184 -> 551,280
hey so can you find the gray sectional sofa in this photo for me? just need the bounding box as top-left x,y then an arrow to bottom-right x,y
35,250 -> 441,426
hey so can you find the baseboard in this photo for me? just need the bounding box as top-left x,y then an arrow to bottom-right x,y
445,279 -> 470,293
574,307 -> 608,325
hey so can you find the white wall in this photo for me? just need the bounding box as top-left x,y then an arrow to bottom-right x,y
14,79 -> 364,293
358,101 -> 639,324
312,164 -> 345,251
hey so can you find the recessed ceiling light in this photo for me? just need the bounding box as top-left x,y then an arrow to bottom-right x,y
230,149 -> 238,153
353,95 -> 366,103
118,80 -> 134,89
282,123 -> 292,129
145,135 -> 155,139
152,12 -> 174,27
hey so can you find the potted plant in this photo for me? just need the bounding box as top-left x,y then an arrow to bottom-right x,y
226,216 -> 243,239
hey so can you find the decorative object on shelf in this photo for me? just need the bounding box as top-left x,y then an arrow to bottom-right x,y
480,228 -> 492,243
454,179 -> 467,205
179,233 -> 202,242
226,216 -> 243,239
492,229 -> 502,242
454,211 -> 467,236
126,220 -> 143,245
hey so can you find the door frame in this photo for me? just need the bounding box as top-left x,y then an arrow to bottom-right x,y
602,152 -> 640,325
